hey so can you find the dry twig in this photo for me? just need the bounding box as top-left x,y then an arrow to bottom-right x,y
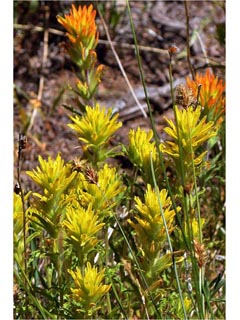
27,6 -> 50,132
97,6 -> 148,118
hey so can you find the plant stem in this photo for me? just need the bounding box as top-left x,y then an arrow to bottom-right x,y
113,213 -> 161,318
16,133 -> 28,319
184,0 -> 195,80
169,53 -> 203,318
168,56 -> 190,251
109,275 -> 128,319
186,109 -> 205,317
169,55 -> 175,107
150,153 -> 188,320
105,229 -> 112,315
128,166 -> 138,213
169,56 -> 185,188
196,84 -> 202,108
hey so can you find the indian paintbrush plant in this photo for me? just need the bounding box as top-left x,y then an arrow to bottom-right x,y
14,2 -> 225,319
57,4 -> 104,108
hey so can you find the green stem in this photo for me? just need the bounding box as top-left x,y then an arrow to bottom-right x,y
105,229 -> 112,315
16,133 -> 28,318
17,133 -> 27,276
169,52 -> 203,318
109,275 -> 128,319
15,258 -> 52,318
58,230 -> 65,315
150,153 -> 187,320
168,52 -> 186,189
85,68 -> 94,106
128,166 -> 138,213
186,111 -> 205,317
184,194 -> 202,319
113,213 -> 162,318
169,58 -> 190,252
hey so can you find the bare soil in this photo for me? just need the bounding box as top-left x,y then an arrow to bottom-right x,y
14,1 -> 225,187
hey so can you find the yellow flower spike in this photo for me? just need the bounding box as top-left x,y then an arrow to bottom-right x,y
98,164 -> 126,199
127,127 -> 161,184
189,217 -> 205,240
186,68 -> 225,125
26,154 -> 78,235
26,154 -> 76,194
57,4 -> 98,50
161,105 -> 217,185
77,164 -> 126,219
128,127 -> 154,165
69,104 -> 121,146
68,104 -> 122,162
68,263 -> 111,311
128,184 -> 180,260
63,202 -> 104,257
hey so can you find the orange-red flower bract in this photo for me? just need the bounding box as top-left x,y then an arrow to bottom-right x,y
57,4 -> 99,50
186,68 -> 225,124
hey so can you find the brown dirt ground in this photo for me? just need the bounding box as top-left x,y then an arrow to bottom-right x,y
14,1 -> 225,188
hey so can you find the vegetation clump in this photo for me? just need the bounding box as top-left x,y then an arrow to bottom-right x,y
14,2 -> 225,319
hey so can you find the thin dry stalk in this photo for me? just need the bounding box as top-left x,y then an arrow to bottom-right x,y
184,0 -> 195,80
97,7 -> 147,118
28,6 -> 50,132
14,23 -> 168,55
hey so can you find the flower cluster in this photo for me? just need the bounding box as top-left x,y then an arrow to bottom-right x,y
69,103 -> 122,163
13,3 -> 225,318
161,105 -> 217,188
57,4 -> 104,103
26,154 -> 77,237
127,127 -> 161,185
68,262 -> 111,315
26,154 -> 76,195
63,202 -> 104,260
186,69 -> 225,125
57,4 -> 98,50
74,163 -> 126,220
129,184 -> 179,260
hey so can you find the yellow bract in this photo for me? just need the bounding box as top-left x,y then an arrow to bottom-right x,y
26,154 -> 77,236
76,164 -> 126,220
127,127 -> 161,184
161,105 -> 217,186
164,106 -> 216,153
129,184 -> 180,259
63,203 -> 104,257
26,154 -> 76,194
69,104 -> 121,147
68,262 -> 111,311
